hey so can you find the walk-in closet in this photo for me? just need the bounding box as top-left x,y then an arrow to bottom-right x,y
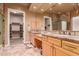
10,12 -> 23,45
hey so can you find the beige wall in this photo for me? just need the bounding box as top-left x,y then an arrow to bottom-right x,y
4,3 -> 48,46
0,4 -> 3,14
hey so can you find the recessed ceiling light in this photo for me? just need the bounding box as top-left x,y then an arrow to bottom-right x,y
12,11 -> 19,14
49,8 -> 52,10
33,6 -> 37,9
41,9 -> 44,12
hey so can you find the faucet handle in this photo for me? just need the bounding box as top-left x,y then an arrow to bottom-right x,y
69,32 -> 71,35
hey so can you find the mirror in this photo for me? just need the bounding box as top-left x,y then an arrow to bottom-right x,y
72,16 -> 79,31
44,14 -> 68,31
51,14 -> 68,31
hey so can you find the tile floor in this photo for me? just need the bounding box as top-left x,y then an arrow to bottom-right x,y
0,39 -> 41,56
10,38 -> 23,45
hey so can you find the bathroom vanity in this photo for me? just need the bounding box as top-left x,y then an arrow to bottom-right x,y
31,31 -> 79,56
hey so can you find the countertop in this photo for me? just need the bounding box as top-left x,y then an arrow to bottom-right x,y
36,32 -> 79,43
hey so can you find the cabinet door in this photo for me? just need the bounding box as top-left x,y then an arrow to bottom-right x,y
55,47 -> 68,56
62,40 -> 79,55
34,38 -> 42,49
42,41 -> 54,56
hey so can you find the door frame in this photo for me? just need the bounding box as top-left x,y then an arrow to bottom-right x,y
7,8 -> 26,46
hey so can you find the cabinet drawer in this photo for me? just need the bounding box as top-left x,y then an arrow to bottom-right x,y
48,37 -> 61,47
54,45 -> 79,56
62,41 -> 79,54
48,37 -> 53,44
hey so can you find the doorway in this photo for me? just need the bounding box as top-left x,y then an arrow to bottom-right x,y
8,8 -> 26,46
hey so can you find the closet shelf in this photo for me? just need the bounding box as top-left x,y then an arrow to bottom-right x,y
11,23 -> 21,25
10,23 -> 23,39
10,31 -> 20,32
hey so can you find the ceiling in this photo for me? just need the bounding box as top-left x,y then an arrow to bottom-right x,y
19,3 -> 79,14
18,3 -> 31,9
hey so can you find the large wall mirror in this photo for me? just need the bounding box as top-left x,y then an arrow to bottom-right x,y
44,14 -> 68,31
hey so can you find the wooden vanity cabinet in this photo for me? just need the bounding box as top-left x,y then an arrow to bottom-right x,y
42,40 -> 55,56
34,35 -> 42,49
62,40 -> 79,55
47,37 -> 66,56
42,39 -> 68,56
42,36 -> 66,56
54,45 -> 69,56
48,37 -> 61,47
55,49 -> 68,56
34,34 -> 79,56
